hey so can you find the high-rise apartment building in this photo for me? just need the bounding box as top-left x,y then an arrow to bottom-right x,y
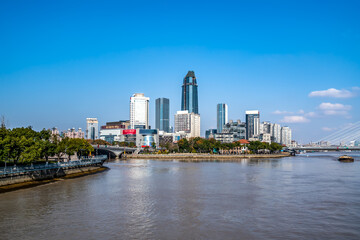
174,110 -> 200,138
86,118 -> 99,140
130,93 -> 149,129
217,103 -> 228,133
281,126 -> 292,146
181,71 -> 199,114
260,121 -> 271,134
271,123 -> 281,143
155,98 -> 170,132
245,110 -> 260,139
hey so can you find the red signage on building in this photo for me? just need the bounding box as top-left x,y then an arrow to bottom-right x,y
123,129 -> 136,135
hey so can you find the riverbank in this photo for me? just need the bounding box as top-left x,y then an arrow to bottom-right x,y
0,166 -> 108,194
128,152 -> 290,161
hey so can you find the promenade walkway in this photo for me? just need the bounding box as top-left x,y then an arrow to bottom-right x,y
0,155 -> 107,177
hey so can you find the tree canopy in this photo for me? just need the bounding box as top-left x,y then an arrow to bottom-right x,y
0,127 -> 94,164
163,137 -> 282,154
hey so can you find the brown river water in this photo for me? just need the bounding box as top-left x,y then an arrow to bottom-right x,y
0,152 -> 359,240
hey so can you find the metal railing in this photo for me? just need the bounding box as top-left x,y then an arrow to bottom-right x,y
0,155 -> 107,177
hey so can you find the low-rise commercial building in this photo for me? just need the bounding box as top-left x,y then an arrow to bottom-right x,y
214,120 -> 246,143
136,129 -> 159,148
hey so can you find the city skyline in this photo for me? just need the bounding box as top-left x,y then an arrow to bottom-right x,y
1,1 -> 360,143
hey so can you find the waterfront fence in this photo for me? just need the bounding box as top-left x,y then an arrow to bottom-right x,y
0,155 -> 107,177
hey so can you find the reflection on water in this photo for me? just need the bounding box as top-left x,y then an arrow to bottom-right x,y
0,152 -> 359,240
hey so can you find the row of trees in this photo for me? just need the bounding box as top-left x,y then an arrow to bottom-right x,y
0,126 -> 94,164
160,137 -> 283,154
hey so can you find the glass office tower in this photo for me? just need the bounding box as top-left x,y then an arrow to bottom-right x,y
245,110 -> 260,139
155,98 -> 170,132
217,103 -> 228,133
181,71 -> 199,114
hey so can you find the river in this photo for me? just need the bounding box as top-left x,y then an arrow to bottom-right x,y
0,152 -> 359,240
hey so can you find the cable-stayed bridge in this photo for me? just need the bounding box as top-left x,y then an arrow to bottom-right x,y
291,121 -> 360,152
317,121 -> 360,146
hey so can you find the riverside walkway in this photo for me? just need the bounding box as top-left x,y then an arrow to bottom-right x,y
0,155 -> 107,178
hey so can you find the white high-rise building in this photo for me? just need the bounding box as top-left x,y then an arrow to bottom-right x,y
174,110 -> 200,138
130,93 -> 150,129
281,126 -> 292,146
271,123 -> 281,143
260,121 -> 271,134
86,118 -> 99,140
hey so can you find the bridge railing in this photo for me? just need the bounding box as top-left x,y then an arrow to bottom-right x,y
0,155 -> 107,177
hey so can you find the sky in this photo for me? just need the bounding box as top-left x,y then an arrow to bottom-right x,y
1,0 -> 359,143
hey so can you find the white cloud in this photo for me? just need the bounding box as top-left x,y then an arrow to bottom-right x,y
272,110 -> 293,115
297,109 -> 305,114
322,127 -> 335,132
318,102 -> 352,116
280,116 -> 310,123
318,102 -> 351,110
305,112 -> 317,117
309,88 -> 354,98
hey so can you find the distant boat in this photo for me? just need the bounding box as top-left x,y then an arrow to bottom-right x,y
338,155 -> 354,162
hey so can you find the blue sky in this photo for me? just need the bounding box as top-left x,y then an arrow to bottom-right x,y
1,0 -> 359,143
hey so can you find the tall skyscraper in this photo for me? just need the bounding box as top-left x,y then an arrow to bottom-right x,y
130,93 -> 149,129
245,110 -> 260,139
86,118 -> 99,140
181,71 -> 199,114
156,98 -> 170,132
217,103 -> 228,133
174,110 -> 201,138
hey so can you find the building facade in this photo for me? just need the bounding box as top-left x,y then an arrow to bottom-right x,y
105,120 -> 130,129
260,133 -> 271,144
245,110 -> 260,139
214,120 -> 246,143
205,129 -> 217,139
51,127 -> 60,136
155,98 -> 170,132
136,129 -> 159,148
130,93 -> 149,129
271,123 -> 281,143
99,121 -> 130,143
281,126 -> 292,146
174,110 -> 201,138
64,128 -> 85,139
260,121 -> 271,134
86,118 -> 99,140
217,103 -> 228,133
181,71 -> 199,114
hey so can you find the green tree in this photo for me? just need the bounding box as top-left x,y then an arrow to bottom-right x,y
178,138 -> 190,152
39,129 -> 56,162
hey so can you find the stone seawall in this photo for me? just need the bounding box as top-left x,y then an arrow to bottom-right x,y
0,166 -> 107,193
128,152 -> 290,160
